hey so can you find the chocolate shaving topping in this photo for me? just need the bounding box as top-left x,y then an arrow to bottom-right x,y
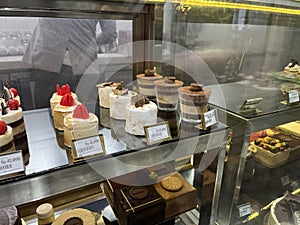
190,83 -> 204,91
102,82 -> 114,87
164,76 -> 176,83
131,94 -> 150,107
1,102 -> 7,115
144,69 -> 155,77
115,81 -> 124,90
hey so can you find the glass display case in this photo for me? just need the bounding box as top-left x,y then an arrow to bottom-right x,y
0,0 -> 299,225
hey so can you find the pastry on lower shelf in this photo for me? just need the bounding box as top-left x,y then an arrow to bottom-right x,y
268,191 -> 300,225
153,172 -> 198,219
136,68 -> 163,97
154,76 -> 183,111
109,82 -> 137,120
0,206 -> 22,225
284,59 -> 299,74
52,93 -> 76,131
64,103 -> 99,148
0,120 -> 15,154
178,83 -> 212,123
50,84 -> 78,114
52,208 -> 96,225
0,99 -> 29,165
125,95 -> 157,136
97,81 -> 120,108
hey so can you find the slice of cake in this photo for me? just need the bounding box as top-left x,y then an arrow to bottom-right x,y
125,95 -> 157,136
96,82 -> 120,108
0,99 -> 29,164
0,120 -> 15,154
50,84 -> 78,114
178,83 -> 212,123
136,68 -> 163,97
64,103 -> 99,148
109,82 -> 137,120
154,76 -> 183,111
52,93 -> 76,131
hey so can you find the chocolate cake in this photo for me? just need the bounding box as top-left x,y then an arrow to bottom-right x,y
0,206 -> 21,225
178,83 -> 212,123
136,68 -> 163,97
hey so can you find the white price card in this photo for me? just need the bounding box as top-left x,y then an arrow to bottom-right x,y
0,151 -> 24,177
73,135 -> 105,158
238,203 -> 252,218
204,109 -> 218,128
288,90 -> 300,104
145,122 -> 172,145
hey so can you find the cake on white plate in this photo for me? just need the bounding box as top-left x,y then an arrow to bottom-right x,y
125,94 -> 157,136
109,82 -> 137,120
96,81 -> 120,108
64,103 -> 99,148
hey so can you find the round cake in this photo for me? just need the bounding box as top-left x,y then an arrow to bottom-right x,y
0,120 -> 15,154
52,208 -> 96,225
0,206 -> 21,225
109,82 -> 137,120
96,82 -> 120,108
154,76 -> 183,111
53,94 -> 76,131
178,83 -> 212,123
125,95 -> 157,136
269,192 -> 300,225
136,68 -> 163,97
50,84 -> 78,114
64,103 -> 99,148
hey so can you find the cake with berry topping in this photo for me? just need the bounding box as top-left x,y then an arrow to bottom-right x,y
9,88 -> 21,105
0,99 -> 29,164
50,84 -> 78,114
109,82 -> 137,120
53,93 -> 76,131
64,103 -> 99,148
136,68 -> 163,97
125,95 -> 157,136
0,120 -> 15,155
96,81 -> 120,108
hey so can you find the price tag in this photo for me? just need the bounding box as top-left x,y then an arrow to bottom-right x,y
145,122 -> 172,145
237,203 -> 252,217
0,151 -> 24,177
204,109 -> 218,127
73,135 -> 105,159
288,90 -> 300,104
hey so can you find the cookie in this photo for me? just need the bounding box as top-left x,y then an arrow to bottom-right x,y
129,187 -> 148,200
161,175 -> 183,192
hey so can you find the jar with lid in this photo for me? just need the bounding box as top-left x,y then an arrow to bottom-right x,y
36,203 -> 55,225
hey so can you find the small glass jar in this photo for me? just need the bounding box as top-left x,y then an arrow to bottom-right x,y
36,203 -> 55,225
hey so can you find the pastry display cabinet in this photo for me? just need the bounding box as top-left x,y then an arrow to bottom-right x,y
0,0 -> 300,225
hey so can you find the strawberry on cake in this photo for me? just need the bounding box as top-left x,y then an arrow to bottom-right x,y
50,84 -> 78,114
64,103 -> 99,148
0,120 -> 15,155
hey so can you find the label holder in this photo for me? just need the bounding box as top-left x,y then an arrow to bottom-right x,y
240,97 -> 263,114
144,121 -> 172,145
0,150 -> 25,180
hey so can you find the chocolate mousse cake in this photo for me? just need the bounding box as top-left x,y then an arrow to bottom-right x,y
0,120 -> 15,154
178,83 -> 212,123
0,206 -> 22,225
154,76 -> 183,111
136,68 -> 163,97
125,95 -> 157,136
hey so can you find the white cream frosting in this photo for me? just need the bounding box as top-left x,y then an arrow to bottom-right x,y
53,105 -> 75,130
97,83 -> 119,108
64,113 -> 99,147
109,91 -> 137,120
0,107 -> 23,124
285,63 -> 299,72
50,92 -> 78,113
125,101 -> 157,136
0,126 -> 14,146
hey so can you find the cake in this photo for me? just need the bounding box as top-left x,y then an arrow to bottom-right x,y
0,120 -> 15,154
125,95 -> 157,136
64,103 -> 99,148
0,99 -> 29,164
284,59 -> 299,74
50,84 -> 78,114
153,172 -> 198,219
136,68 -> 163,97
52,208 -> 96,225
178,83 -> 212,123
154,76 -> 183,111
0,206 -> 22,225
96,82 -> 120,108
268,192 -> 300,225
109,82 -> 137,120
52,93 -> 75,131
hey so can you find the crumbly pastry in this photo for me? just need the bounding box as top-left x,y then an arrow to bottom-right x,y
154,76 -> 183,111
178,83 -> 212,123
161,175 -> 184,192
125,95 -> 157,136
136,68 -> 163,96
52,208 -> 96,225
96,82 -> 120,108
